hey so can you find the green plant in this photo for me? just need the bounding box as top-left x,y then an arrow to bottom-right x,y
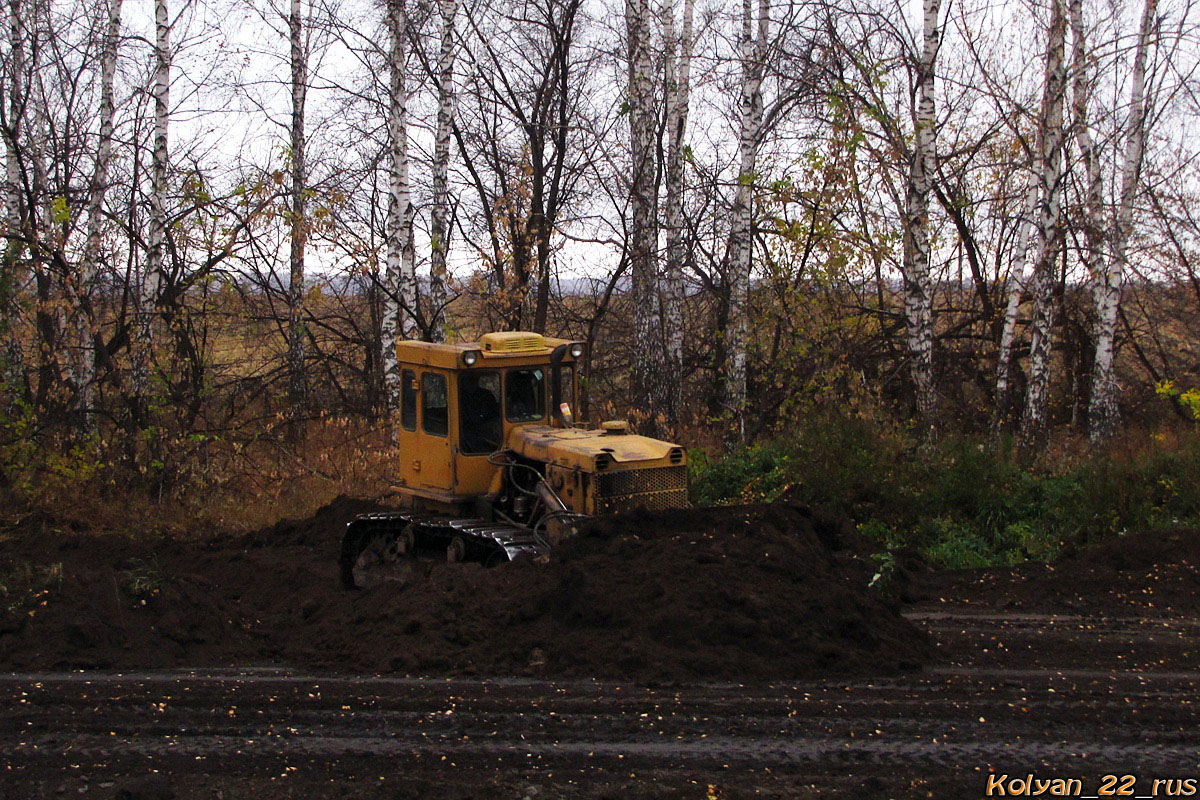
689,421 -> 1200,570
924,526 -> 996,570
0,561 -> 64,615
867,551 -> 897,590
689,440 -> 797,506
121,556 -> 164,600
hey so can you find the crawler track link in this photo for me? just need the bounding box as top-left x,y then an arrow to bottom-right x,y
340,511 -> 549,589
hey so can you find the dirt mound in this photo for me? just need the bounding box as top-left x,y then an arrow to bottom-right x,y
0,533 -> 252,670
0,499 -> 930,681
298,504 -> 930,680
926,526 -> 1200,615
240,494 -> 390,548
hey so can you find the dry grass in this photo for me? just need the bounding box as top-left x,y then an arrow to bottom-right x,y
1,417 -> 398,539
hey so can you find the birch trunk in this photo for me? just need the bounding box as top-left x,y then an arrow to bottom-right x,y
428,0 -> 457,343
992,182 -> 1039,436
287,0 -> 308,430
1088,0 -> 1157,443
76,0 -> 122,429
901,0 -> 942,431
1069,0 -> 1103,292
2,0 -> 27,400
28,0 -> 61,411
723,0 -> 767,443
133,0 -> 169,420
381,0 -> 417,410
1019,0 -> 1068,445
401,151 -> 417,341
626,0 -> 662,419
662,0 -> 693,425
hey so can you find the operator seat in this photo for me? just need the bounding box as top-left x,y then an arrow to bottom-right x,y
461,385 -> 501,453
507,371 -> 539,420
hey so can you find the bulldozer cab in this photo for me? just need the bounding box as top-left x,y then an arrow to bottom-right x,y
394,332 -> 581,501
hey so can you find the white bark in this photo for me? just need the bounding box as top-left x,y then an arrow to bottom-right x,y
133,0 -> 169,414
662,0 -> 693,425
1088,0 -> 1157,443
992,182 -> 1039,433
76,0 -> 122,429
400,147 -> 417,341
382,0 -> 417,411
626,0 -> 662,417
428,0 -> 457,343
1069,0 -> 1103,288
724,0 -> 767,441
287,0 -> 307,422
2,0 -> 27,397
901,0 -> 942,430
1020,0 -> 1068,444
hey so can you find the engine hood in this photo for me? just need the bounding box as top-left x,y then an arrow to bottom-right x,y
507,425 -> 684,472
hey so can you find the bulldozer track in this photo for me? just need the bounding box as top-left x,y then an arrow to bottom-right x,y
340,511 -> 549,588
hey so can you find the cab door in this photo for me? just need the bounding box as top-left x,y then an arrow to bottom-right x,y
397,368 -> 454,493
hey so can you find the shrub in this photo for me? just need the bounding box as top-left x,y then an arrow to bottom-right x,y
690,419 -> 1200,569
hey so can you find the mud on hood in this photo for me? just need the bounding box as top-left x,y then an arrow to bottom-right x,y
507,425 -> 683,471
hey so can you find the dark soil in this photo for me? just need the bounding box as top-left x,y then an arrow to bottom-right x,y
925,526 -> 1200,615
0,498 -> 930,681
5,505 -> 1200,799
4,610 -> 1199,800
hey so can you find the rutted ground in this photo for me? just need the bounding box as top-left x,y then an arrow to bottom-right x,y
2,608 -> 1197,799
1,502 -> 1198,798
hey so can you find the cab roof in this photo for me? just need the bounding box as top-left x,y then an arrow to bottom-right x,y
395,331 -> 582,370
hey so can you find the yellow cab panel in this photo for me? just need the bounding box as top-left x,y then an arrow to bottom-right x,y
393,333 -> 582,502
396,367 -> 454,494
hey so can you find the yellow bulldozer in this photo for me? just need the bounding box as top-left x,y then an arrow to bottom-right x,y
340,331 -> 689,588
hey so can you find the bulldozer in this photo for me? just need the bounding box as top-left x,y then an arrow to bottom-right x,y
340,331 -> 689,588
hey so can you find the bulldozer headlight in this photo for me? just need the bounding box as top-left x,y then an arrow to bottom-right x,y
462,350 -> 480,366
568,343 -> 584,359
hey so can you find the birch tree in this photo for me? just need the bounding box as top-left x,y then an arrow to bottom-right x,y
1068,0 -> 1102,304
134,0 -> 170,422
428,0 -> 457,343
724,0 -> 768,441
626,0 -> 662,417
992,182 -> 1039,435
2,0 -> 28,400
1088,0 -> 1158,443
901,0 -> 942,430
1019,0 -> 1068,444
662,0 -> 694,425
287,0 -> 308,429
27,0 -> 60,413
449,0 -> 589,334
76,0 -> 122,429
381,0 -> 418,410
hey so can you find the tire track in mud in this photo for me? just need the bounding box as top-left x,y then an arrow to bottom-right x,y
2,609 -> 1199,794
6,731 -> 1199,771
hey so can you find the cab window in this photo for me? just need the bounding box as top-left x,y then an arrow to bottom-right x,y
401,369 -> 417,431
459,371 -> 502,454
422,372 -> 448,436
555,363 -> 576,417
506,368 -> 546,422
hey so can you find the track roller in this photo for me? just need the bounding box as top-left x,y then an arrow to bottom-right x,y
397,526 -> 417,556
447,535 -> 469,563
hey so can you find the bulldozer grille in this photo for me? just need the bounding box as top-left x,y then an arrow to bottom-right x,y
594,465 -> 689,514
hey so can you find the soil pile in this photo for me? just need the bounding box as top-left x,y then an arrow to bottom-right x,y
0,498 -> 930,680
928,526 -> 1200,615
